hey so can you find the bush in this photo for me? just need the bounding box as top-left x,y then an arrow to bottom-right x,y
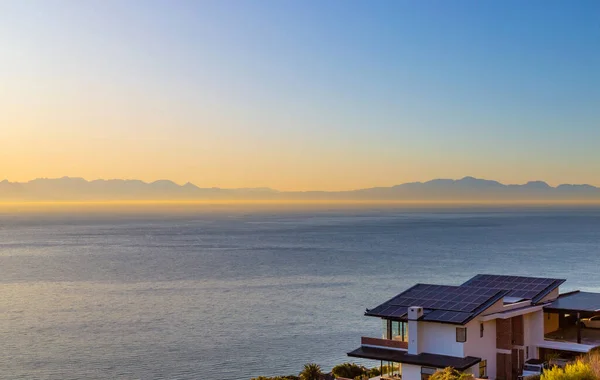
367,367 -> 382,377
429,367 -> 474,380
331,363 -> 367,379
251,376 -> 299,380
581,350 -> 600,379
541,360 -> 595,380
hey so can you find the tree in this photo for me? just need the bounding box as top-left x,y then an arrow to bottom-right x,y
299,363 -> 323,380
429,367 -> 475,380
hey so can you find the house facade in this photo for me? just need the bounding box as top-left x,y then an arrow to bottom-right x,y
348,274 -> 600,380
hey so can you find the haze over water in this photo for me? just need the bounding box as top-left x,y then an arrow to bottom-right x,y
1,206 -> 599,380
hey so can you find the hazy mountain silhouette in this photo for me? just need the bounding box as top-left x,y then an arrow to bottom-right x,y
0,176 -> 599,201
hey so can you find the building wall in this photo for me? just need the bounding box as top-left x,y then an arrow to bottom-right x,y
402,363 -> 423,380
419,322 -> 464,357
464,318 -> 496,379
543,312 -> 559,334
524,310 -> 543,360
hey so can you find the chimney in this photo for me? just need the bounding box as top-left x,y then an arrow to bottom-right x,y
408,306 -> 423,355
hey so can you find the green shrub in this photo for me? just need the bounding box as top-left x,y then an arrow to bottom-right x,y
541,360 -> 595,380
331,363 -> 367,379
367,367 -> 382,377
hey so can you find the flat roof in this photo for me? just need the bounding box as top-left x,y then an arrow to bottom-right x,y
544,291 -> 600,314
347,346 -> 481,371
537,340 -> 597,353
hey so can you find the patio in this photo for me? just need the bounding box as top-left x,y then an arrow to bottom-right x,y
545,325 -> 600,346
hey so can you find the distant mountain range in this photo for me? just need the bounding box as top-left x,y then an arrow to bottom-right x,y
1,176 -> 600,202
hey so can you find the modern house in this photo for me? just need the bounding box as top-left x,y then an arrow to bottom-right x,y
348,274 -> 600,380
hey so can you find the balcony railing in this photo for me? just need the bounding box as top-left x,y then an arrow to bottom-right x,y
361,336 -> 408,350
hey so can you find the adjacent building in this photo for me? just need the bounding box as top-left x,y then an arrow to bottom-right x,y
348,274 -> 600,380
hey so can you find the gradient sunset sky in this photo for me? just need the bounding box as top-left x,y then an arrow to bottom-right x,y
1,0 -> 599,191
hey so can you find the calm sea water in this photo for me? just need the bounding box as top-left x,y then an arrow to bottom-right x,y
1,206 -> 599,380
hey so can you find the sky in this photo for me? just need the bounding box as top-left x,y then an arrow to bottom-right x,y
1,0 -> 599,191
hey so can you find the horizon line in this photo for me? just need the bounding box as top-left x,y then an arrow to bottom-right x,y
2,175 -> 600,192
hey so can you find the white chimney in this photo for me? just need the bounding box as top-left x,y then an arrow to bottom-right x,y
408,306 -> 423,355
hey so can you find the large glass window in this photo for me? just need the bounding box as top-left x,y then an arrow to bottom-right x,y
391,321 -> 407,341
383,320 -> 408,341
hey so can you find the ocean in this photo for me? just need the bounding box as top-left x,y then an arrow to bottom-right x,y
1,206 -> 599,380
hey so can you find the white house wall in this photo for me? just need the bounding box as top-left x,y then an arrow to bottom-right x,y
524,311 -> 543,360
464,318 -> 496,379
402,363 -> 423,380
419,322 -> 464,357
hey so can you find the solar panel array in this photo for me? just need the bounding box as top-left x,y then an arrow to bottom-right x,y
462,274 -> 565,301
365,274 -> 565,324
366,283 -> 505,323
388,284 -> 501,312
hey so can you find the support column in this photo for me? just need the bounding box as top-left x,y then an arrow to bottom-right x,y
577,312 -> 582,344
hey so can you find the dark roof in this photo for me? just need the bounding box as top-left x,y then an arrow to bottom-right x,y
544,291 -> 600,314
348,346 -> 481,371
462,274 -> 565,303
365,283 -> 508,324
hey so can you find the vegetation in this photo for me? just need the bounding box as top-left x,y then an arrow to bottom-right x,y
332,363 -> 367,379
541,360 -> 595,380
429,367 -> 474,380
254,351 -> 600,380
581,349 -> 600,379
299,363 -> 323,380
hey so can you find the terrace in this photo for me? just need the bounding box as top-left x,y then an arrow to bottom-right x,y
542,291 -> 600,353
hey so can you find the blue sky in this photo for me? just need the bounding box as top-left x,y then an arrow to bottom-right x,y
1,0 -> 599,190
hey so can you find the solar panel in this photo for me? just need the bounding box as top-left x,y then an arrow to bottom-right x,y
462,274 -> 565,301
379,284 -> 503,313
422,310 -> 473,324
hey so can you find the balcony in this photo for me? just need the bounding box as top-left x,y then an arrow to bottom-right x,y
544,326 -> 600,348
361,336 -> 408,351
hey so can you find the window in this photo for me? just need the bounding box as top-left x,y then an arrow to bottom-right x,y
479,360 -> 487,378
384,319 -> 391,339
480,323 -> 484,338
456,327 -> 467,342
384,320 -> 408,341
421,366 -> 436,380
